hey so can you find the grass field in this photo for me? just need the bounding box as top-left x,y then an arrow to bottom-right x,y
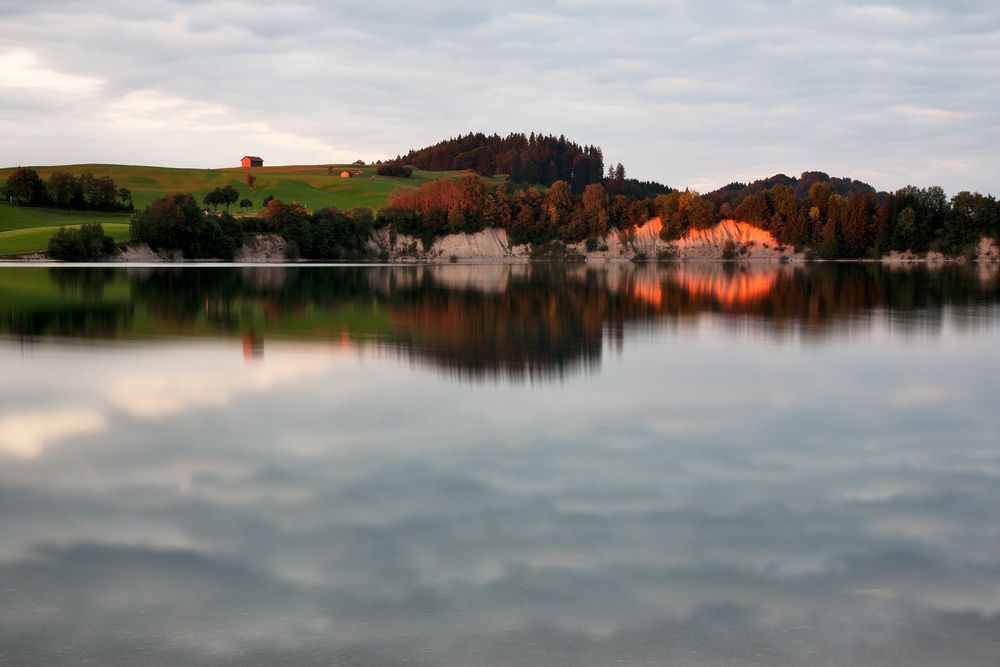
0,223 -> 131,256
0,162 -> 494,255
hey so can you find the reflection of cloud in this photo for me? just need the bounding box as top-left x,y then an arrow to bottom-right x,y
891,105 -> 974,124
887,384 -> 955,409
107,348 -> 336,419
0,409 -> 106,459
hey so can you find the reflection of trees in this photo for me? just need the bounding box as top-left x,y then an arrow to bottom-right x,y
651,263 -> 1000,338
2,268 -> 133,340
1,264 -> 998,377
383,267 -> 608,380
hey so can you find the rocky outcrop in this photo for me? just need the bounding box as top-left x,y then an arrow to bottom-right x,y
234,234 -> 288,262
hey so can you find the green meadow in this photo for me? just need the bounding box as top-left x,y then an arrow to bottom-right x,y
0,163 -> 493,255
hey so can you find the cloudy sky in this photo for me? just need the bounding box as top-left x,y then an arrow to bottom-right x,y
1,0 -> 998,194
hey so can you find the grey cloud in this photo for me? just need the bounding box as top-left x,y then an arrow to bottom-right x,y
1,1 -> 997,192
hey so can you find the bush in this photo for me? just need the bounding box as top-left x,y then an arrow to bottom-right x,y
530,240 -> 585,262
657,246 -> 678,261
47,223 -> 116,261
721,240 -> 738,260
278,206 -> 373,261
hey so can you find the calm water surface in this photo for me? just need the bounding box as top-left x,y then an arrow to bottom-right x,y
1,263 -> 999,666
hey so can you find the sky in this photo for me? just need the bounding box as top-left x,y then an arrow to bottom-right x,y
0,0 -> 998,195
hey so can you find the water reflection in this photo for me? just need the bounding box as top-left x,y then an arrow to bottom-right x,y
1,264 -> 1000,665
3,263 -> 999,380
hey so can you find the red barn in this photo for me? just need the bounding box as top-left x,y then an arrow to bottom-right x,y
241,156 -> 263,168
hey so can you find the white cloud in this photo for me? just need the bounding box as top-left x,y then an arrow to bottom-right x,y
0,48 -> 103,95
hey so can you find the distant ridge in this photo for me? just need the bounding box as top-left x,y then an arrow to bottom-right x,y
705,172 -> 880,208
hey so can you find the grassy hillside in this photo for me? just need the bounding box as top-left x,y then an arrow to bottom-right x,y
0,203 -> 129,233
0,163 -> 495,255
0,163 -> 490,210
0,204 -> 132,255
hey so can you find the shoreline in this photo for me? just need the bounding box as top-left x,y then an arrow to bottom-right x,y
2,255 -> 997,267
3,221 -> 997,266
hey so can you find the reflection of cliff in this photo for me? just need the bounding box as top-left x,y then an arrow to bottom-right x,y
1,264 -> 999,380
671,265 -> 780,307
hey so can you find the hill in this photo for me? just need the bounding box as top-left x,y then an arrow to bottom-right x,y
705,171 -> 880,209
0,163 -> 491,255
398,132 -> 607,191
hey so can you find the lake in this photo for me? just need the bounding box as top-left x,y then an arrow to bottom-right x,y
1,262 -> 999,666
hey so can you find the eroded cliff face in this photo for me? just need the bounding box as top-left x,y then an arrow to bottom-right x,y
370,227 -> 530,261
579,218 -> 795,261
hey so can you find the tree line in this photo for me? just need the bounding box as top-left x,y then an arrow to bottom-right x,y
725,182 -> 999,258
374,174 -> 998,259
705,171 -> 877,210
377,176 -> 661,248
4,166 -> 133,211
375,177 -> 727,248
